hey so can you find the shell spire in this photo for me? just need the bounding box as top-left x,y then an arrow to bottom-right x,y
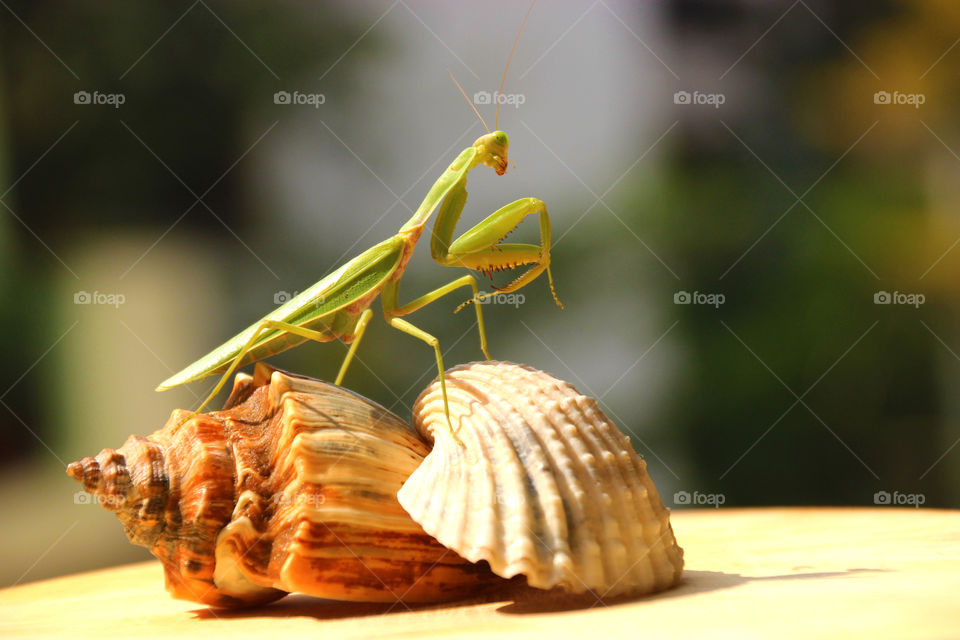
67,435 -> 170,547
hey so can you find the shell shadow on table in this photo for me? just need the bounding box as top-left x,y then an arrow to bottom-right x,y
188,567 -> 886,620
494,567 -> 888,614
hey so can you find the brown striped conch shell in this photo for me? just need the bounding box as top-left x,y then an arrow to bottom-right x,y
68,361 -> 683,607
67,364 -> 500,607
400,361 -> 684,598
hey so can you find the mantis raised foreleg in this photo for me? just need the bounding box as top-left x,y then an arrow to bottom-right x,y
429,175 -> 562,311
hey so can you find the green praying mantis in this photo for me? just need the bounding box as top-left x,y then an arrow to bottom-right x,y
156,4 -> 561,435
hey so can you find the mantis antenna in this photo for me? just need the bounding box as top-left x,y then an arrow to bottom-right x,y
448,70 -> 490,134
495,0 -> 536,131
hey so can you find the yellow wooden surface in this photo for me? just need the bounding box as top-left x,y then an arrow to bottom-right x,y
2,508 -> 958,639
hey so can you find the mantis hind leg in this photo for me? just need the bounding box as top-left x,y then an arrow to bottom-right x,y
335,308 -> 373,385
188,319 -> 337,419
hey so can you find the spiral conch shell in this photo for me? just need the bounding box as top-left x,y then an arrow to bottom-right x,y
68,361 -> 683,607
67,365 -> 499,607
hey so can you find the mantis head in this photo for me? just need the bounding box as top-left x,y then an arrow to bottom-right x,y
454,2 -> 534,177
476,131 -> 510,176
447,75 -> 511,175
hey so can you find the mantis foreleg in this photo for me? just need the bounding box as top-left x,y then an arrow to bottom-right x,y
430,178 -> 561,310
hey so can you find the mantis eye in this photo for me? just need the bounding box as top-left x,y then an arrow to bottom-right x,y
494,132 -> 509,146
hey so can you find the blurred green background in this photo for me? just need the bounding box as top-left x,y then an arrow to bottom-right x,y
2,0 -> 958,587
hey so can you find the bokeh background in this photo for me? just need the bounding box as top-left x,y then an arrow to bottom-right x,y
2,0 -> 958,587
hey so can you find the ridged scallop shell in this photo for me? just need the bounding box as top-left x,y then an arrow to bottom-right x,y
67,364 -> 500,607
398,361 -> 684,597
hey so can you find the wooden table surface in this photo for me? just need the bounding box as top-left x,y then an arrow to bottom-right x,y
2,508 -> 958,639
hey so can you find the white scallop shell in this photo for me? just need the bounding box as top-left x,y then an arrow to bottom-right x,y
398,361 -> 684,597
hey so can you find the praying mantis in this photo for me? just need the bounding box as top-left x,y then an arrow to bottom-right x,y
156,3 -> 561,433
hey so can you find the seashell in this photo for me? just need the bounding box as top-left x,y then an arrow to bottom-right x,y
68,360 -> 682,607
399,361 -> 684,598
67,364 -> 500,607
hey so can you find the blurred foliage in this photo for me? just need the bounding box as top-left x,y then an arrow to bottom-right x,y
0,1 -> 377,462
657,0 -> 959,506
